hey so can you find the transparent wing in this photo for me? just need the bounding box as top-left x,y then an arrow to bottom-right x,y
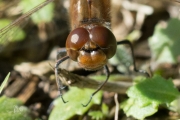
0,0 -> 54,51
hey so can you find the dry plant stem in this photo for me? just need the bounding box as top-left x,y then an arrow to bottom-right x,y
114,93 -> 119,120
58,69 -> 132,94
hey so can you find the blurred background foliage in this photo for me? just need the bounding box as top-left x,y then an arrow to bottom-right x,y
0,0 -> 180,119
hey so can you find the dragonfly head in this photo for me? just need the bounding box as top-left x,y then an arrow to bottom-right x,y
66,26 -> 117,70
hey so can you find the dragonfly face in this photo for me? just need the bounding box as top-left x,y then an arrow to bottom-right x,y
66,25 -> 117,70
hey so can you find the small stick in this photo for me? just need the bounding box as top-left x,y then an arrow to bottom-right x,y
114,93 -> 119,120
58,68 -> 132,94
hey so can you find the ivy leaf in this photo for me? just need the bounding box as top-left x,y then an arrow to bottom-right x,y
148,18 -> 180,64
49,87 -> 102,120
121,75 -> 180,119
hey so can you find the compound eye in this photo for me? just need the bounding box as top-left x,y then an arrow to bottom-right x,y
66,27 -> 90,50
90,26 -> 117,58
66,27 -> 90,61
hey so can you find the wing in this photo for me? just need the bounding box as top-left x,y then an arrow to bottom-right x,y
0,0 -> 54,51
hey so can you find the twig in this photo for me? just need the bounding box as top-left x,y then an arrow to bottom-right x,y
58,69 -> 132,94
114,93 -> 119,120
14,60 -> 133,94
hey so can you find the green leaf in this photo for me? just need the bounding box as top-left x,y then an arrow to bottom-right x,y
0,96 -> 32,120
0,19 -> 26,45
0,72 -> 10,94
49,87 -> 102,120
121,75 -> 180,119
128,75 -> 180,105
88,111 -> 104,120
109,46 -> 132,73
168,97 -> 180,113
0,19 -> 10,28
101,103 -> 109,116
19,0 -> 54,24
121,98 -> 158,119
126,30 -> 142,42
148,18 -> 180,64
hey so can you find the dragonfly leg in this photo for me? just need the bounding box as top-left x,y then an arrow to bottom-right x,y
117,40 -> 150,77
55,56 -> 70,103
82,65 -> 110,107
56,48 -> 68,89
56,48 -> 67,59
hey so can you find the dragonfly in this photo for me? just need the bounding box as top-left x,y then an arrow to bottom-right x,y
0,0 -> 152,107
55,0 -> 150,107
